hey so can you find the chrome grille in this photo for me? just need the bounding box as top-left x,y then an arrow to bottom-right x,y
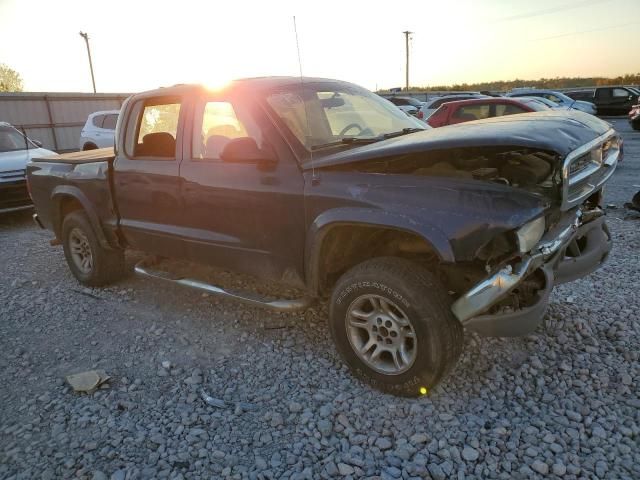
562,131 -> 619,210
0,169 -> 26,182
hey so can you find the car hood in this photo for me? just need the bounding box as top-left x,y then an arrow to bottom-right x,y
0,147 -> 57,172
307,110 -> 611,170
573,100 -> 596,109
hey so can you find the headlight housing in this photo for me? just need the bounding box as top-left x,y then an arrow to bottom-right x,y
515,217 -> 545,253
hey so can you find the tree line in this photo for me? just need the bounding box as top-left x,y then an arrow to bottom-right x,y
380,73 -> 640,93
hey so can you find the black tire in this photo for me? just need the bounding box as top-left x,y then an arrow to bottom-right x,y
329,257 -> 463,396
61,211 -> 125,287
82,143 -> 97,151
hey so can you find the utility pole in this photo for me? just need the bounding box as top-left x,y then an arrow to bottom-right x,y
79,31 -> 96,93
403,30 -> 412,92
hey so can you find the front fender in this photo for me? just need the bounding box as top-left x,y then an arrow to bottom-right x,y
51,185 -> 113,250
305,206 -> 454,294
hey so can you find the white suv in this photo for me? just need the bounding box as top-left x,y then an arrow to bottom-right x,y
79,110 -> 119,150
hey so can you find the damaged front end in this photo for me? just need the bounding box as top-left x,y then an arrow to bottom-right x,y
452,206 -> 611,336
450,129 -> 620,337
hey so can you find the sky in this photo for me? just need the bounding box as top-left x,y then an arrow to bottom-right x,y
0,0 -> 638,93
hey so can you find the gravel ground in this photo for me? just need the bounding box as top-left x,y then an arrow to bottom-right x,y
1,120 -> 638,480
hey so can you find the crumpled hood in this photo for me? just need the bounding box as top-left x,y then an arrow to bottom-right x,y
0,147 -> 57,173
307,110 -> 612,170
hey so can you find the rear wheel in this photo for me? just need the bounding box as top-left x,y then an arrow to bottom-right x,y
329,257 -> 463,396
61,211 -> 125,286
82,142 -> 97,151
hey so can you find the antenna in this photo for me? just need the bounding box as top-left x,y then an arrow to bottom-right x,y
293,16 -> 316,182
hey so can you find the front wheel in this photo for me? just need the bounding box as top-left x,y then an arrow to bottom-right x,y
61,211 -> 126,286
329,257 -> 463,396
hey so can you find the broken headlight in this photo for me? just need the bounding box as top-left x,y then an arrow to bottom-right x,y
515,217 -> 545,253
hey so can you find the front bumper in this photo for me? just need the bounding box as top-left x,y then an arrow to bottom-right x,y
451,209 -> 611,337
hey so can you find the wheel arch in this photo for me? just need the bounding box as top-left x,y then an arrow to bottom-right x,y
305,207 -> 454,297
51,186 -> 113,250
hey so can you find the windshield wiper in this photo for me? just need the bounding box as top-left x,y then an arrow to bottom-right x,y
311,136 -> 382,151
311,128 -> 424,151
381,127 -> 424,139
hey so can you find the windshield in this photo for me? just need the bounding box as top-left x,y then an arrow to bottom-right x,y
550,92 -> 573,104
521,97 -> 558,108
518,99 -> 549,111
0,127 -> 37,153
403,97 -> 423,107
266,83 -> 425,150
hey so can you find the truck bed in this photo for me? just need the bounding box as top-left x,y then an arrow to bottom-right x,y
32,147 -> 115,164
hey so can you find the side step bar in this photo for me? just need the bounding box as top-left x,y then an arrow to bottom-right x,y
134,258 -> 313,312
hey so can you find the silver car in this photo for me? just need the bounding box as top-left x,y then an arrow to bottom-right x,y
507,89 -> 596,115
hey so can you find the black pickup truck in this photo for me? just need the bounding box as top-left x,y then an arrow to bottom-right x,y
566,86 -> 639,115
27,77 -> 619,396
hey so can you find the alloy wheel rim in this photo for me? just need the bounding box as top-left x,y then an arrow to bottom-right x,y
69,228 -> 93,274
345,294 -> 417,375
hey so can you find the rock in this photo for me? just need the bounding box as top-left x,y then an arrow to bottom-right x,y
552,463 -> 567,476
410,433 -> 428,444
461,446 -> 479,462
325,461 -> 339,476
110,471 -> 126,480
288,402 -> 303,413
427,463 -> 446,480
337,463 -> 354,476
375,437 -> 393,450
531,460 -> 549,475
270,412 -> 284,428
92,472 -> 107,480
317,419 -> 332,437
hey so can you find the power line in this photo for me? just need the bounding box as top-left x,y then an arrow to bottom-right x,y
494,0 -> 613,23
530,20 -> 639,41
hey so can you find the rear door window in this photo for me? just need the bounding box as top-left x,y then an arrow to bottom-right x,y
495,104 -> 527,116
192,101 -> 254,160
124,97 -> 181,159
102,114 -> 118,130
612,88 -> 630,98
91,115 -> 104,128
453,104 -> 490,121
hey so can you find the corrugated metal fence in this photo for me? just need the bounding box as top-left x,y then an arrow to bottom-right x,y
0,92 -> 131,153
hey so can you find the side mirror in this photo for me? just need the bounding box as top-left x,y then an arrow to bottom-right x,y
220,137 -> 276,166
32,140 -> 43,147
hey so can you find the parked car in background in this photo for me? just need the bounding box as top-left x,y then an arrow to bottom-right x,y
79,110 -> 119,150
507,89 -> 596,115
629,103 -> 640,131
385,96 -> 424,116
418,94 -> 488,120
565,86 -> 639,115
426,97 -> 547,127
0,122 -> 56,214
27,77 -> 618,395
517,96 -> 563,110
